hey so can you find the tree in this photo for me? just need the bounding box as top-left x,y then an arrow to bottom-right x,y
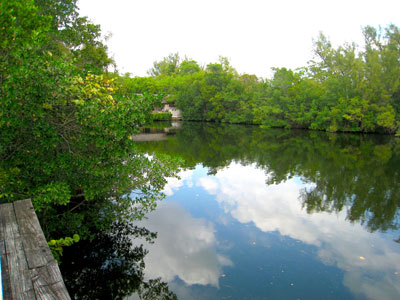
178,59 -> 201,74
0,0 -> 180,241
148,53 -> 181,77
34,0 -> 115,73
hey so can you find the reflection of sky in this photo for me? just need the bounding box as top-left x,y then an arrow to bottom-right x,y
132,201 -> 232,287
163,169 -> 194,196
134,163 -> 400,300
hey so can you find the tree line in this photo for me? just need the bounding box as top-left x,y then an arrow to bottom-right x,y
122,25 -> 400,134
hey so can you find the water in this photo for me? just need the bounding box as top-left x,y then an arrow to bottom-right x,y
134,122 -> 400,300
61,122 -> 400,300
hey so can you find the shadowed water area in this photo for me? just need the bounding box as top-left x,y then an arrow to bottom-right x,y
60,122 -> 400,300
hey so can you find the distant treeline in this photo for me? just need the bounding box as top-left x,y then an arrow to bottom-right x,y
117,25 -> 400,134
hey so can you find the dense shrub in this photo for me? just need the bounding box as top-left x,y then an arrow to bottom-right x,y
151,112 -> 172,121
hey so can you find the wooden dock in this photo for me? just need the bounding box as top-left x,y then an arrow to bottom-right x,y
0,199 -> 70,300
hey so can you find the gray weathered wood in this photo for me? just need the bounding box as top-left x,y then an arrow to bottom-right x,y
14,200 -> 49,250
0,204 -> 13,299
25,249 -> 54,270
2,201 -> 36,300
0,200 -> 71,300
1,235 -> 12,299
45,261 -> 64,283
13,200 -> 44,238
33,281 -> 71,300
31,263 -> 70,300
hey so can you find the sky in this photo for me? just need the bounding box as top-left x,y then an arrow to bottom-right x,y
78,0 -> 400,78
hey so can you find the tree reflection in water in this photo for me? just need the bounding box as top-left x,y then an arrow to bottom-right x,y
138,122 -> 400,236
60,222 -> 178,300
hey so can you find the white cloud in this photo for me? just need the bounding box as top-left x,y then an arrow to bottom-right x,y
133,202 -> 232,287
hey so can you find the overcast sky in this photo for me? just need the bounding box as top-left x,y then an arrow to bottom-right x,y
78,0 -> 400,78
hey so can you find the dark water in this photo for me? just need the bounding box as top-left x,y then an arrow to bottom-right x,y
62,122 -> 400,300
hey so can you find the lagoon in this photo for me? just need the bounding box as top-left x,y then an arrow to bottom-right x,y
62,122 -> 400,300
135,122 -> 400,300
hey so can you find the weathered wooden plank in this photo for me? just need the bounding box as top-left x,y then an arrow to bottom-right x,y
18,235 -> 48,253
13,200 -> 41,236
14,200 -> 48,249
1,200 -> 71,300
1,239 -> 12,300
45,261 -> 64,284
0,204 -> 6,241
14,200 -> 53,270
33,281 -> 71,300
31,263 -> 70,300
0,203 -> 12,237
0,203 -> 22,254
0,204 -> 12,299
3,242 -> 33,299
2,203 -> 36,300
24,248 -> 54,270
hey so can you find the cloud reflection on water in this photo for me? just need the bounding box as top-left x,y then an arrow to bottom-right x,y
134,201 -> 232,287
163,170 -> 194,196
196,163 -> 400,300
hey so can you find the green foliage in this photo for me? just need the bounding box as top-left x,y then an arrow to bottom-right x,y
34,0 -> 114,73
48,234 -> 80,262
33,182 -> 71,212
148,52 -> 181,77
115,74 -> 159,94
0,0 -> 181,243
151,112 -> 172,121
179,59 -> 201,74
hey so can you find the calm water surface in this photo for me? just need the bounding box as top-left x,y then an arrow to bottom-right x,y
133,122 -> 400,300
61,122 -> 400,300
